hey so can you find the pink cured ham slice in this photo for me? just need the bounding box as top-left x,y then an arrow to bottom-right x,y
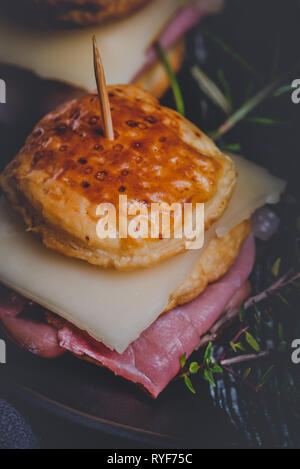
58,234 -> 255,397
0,287 -> 65,359
0,234 -> 255,396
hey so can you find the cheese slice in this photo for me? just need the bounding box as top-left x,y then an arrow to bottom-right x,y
0,0 -> 185,90
0,156 -> 285,353
216,154 -> 286,237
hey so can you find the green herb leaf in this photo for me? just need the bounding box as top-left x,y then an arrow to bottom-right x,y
238,301 -> 246,323
154,42 -> 185,116
242,368 -> 252,381
276,293 -> 289,305
184,374 -> 196,394
189,362 -> 200,374
247,117 -> 285,126
211,364 -> 223,374
230,341 -> 246,353
180,352 -> 187,369
191,65 -> 232,115
204,370 -> 216,387
259,365 -> 275,387
204,342 -> 213,366
217,69 -> 233,107
220,143 -> 241,153
245,332 -> 261,352
272,258 -> 281,277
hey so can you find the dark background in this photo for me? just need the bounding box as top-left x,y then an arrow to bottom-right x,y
0,0 -> 300,449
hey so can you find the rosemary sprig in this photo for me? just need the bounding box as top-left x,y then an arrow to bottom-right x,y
219,143 -> 241,153
246,117 -> 286,126
210,73 -> 292,141
201,29 -> 261,82
217,69 -> 233,108
191,65 -> 232,115
154,42 -> 185,116
180,270 -> 300,394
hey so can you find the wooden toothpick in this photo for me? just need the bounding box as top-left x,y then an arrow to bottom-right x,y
92,35 -> 114,141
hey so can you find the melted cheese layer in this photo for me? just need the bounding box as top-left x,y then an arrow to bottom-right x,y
0,155 -> 285,353
0,0 -> 184,89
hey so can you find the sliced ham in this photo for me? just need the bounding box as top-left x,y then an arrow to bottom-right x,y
0,288 -> 65,359
0,234 -> 255,397
0,286 -> 26,318
58,234 -> 255,398
0,314 -> 65,358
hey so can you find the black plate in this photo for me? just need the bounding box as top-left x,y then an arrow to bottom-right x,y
0,338 -> 245,448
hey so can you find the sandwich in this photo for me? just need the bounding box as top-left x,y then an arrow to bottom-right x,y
0,79 -> 285,398
0,0 -> 224,98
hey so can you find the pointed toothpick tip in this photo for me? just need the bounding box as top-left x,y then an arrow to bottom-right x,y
92,35 -> 114,141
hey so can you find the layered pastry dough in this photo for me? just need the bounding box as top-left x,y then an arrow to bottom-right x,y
36,0 -> 152,26
1,85 -> 236,270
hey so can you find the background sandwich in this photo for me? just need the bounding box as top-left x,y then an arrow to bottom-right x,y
0,0 -> 224,98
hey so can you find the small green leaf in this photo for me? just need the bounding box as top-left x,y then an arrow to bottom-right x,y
247,117 -> 284,126
278,323 -> 284,341
184,374 -> 196,394
189,362 -> 200,374
238,301 -> 245,323
242,368 -> 252,381
204,342 -> 213,366
204,370 -> 216,387
272,258 -> 281,277
211,364 -> 223,374
236,342 -> 246,352
180,352 -> 186,369
220,143 -> 242,153
259,365 -> 275,387
191,65 -> 232,115
229,341 -> 237,352
230,341 -> 245,353
246,332 -> 260,352
276,293 -> 289,305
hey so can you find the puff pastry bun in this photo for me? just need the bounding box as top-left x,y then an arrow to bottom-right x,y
0,84 -> 236,270
31,0 -> 153,26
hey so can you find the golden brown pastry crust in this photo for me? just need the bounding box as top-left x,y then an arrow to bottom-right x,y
35,0 -> 152,26
166,219 -> 251,311
1,84 -> 236,270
